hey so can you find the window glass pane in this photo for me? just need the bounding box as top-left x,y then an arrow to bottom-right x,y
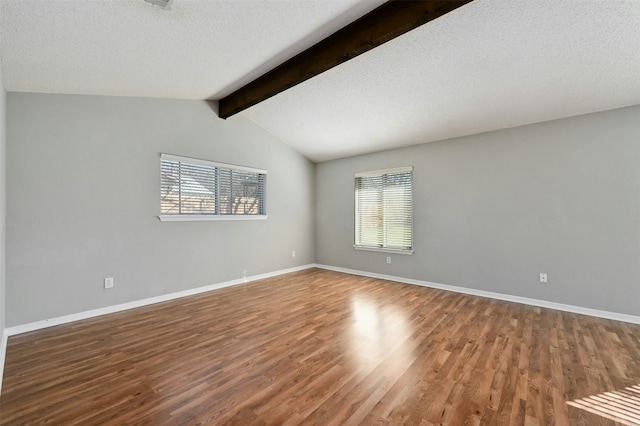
219,168 -> 266,215
161,160 -> 217,215
355,168 -> 412,252
179,163 -> 217,214
161,160 -> 181,214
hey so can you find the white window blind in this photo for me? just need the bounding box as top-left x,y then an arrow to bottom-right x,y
355,166 -> 413,253
160,154 -> 266,221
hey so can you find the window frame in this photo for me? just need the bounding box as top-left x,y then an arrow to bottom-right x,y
354,166 -> 414,255
159,153 -> 267,222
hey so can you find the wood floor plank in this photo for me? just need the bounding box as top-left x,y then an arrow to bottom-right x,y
1,268 -> 639,425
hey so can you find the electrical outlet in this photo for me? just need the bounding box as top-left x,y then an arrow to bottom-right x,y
539,273 -> 547,283
386,256 -> 391,264
104,277 -> 114,289
291,251 -> 296,258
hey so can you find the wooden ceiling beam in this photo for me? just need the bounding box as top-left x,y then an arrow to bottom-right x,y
218,0 -> 473,119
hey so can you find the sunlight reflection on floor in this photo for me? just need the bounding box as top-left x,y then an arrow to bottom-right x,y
567,384 -> 640,425
350,297 -> 410,365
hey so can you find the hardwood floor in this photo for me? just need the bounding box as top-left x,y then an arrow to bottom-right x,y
1,268 -> 639,425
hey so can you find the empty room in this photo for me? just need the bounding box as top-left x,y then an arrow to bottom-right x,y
0,0 -> 638,424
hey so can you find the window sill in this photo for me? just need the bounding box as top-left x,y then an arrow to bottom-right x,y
159,215 -> 267,222
353,245 -> 414,255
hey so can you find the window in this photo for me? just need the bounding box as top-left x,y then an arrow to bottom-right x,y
355,166 -> 413,253
160,153 -> 266,221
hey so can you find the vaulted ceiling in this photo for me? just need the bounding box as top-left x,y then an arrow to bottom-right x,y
1,0 -> 639,162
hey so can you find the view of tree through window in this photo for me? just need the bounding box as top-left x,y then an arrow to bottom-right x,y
160,154 -> 266,218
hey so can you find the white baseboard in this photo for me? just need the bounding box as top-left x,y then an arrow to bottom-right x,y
6,264 -> 315,336
6,262 -> 639,337
315,264 -> 640,325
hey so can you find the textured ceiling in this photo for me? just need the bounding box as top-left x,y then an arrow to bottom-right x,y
1,0 -> 639,162
0,0 -> 383,99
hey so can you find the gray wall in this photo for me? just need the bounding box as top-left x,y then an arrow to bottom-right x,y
5,93 -> 639,326
6,93 -> 315,326
0,63 -> 5,334
316,106 -> 640,316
